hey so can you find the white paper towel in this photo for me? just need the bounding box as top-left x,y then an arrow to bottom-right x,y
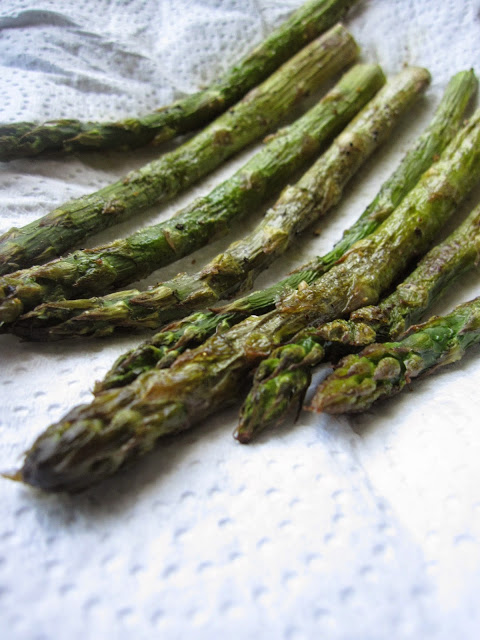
1,1 -> 480,638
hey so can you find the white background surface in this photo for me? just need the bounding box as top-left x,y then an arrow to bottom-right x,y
1,1 -> 480,638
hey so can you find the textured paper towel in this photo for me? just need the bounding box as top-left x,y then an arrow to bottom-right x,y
1,1 -> 480,638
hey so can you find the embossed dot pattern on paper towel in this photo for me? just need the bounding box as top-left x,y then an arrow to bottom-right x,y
1,1 -> 480,639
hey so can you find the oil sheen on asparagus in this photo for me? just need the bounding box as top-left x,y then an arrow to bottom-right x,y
97,69 -> 475,392
16,106 -> 480,492
236,197 -> 480,442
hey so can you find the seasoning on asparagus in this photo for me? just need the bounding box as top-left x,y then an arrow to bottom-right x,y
0,62 -> 384,327
0,0 -> 358,160
236,197 -> 480,442
0,24 -> 357,276
349,203 -> 480,340
95,70 -> 476,392
13,67 -> 432,340
15,107 -> 480,492
309,296 -> 480,414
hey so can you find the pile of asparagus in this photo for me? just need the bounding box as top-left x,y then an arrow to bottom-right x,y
1,0 -> 480,493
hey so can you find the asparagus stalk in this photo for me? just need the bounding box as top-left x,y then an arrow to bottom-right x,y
236,198 -> 480,442
350,203 -> 480,340
16,108 -> 480,492
13,67 -> 431,340
95,70 -> 476,392
0,24 -> 357,276
309,296 -> 480,414
0,0 -> 357,160
0,61 -> 383,327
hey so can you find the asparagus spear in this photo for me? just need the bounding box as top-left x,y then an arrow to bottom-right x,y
16,108 -> 480,492
0,62 -> 382,329
0,62 -> 384,329
95,70 -> 476,391
0,0 -> 357,160
236,198 -> 480,442
13,67 -> 431,340
309,296 -> 480,414
0,24 -> 357,276
350,203 -> 480,341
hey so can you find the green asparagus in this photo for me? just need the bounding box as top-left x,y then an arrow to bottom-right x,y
236,198 -> 480,442
0,24 -> 357,276
13,67 -> 431,340
0,62 -> 383,329
350,204 -> 480,340
0,63 -> 385,330
0,0 -> 357,160
16,108 -> 480,492
309,296 -> 480,414
95,70 -> 476,392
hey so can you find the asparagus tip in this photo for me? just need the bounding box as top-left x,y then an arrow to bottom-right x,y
1,469 -> 24,483
233,425 -> 253,445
